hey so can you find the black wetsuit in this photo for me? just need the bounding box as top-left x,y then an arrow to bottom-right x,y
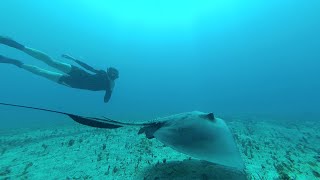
58,61 -> 113,103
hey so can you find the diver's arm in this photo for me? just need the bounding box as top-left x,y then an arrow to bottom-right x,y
61,54 -> 99,73
104,80 -> 115,103
104,89 -> 112,103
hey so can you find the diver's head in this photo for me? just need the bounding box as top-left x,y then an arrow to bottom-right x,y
107,67 -> 119,80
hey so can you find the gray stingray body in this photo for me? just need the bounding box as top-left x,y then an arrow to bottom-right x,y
139,111 -> 244,170
0,103 -> 244,170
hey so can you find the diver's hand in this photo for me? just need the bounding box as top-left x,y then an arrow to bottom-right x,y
61,54 -> 74,60
104,90 -> 112,103
104,96 -> 110,103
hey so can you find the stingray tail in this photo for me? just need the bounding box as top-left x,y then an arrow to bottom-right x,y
0,102 -> 123,129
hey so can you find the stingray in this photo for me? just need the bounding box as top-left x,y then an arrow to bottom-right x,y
0,102 -> 244,170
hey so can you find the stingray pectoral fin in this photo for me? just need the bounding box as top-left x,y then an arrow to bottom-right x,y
68,114 -> 122,129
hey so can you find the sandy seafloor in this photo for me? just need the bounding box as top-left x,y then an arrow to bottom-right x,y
0,115 -> 319,180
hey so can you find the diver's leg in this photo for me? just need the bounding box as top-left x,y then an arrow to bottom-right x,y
21,64 -> 63,83
0,54 -> 63,82
0,36 -> 72,73
0,55 -> 23,67
22,47 -> 72,74
0,36 -> 25,50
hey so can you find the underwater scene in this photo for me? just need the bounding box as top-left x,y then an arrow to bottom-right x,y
0,0 -> 319,179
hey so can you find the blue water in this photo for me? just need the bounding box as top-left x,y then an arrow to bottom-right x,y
0,0 -> 319,128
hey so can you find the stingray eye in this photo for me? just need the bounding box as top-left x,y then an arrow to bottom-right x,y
200,113 -> 215,121
205,113 -> 215,120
